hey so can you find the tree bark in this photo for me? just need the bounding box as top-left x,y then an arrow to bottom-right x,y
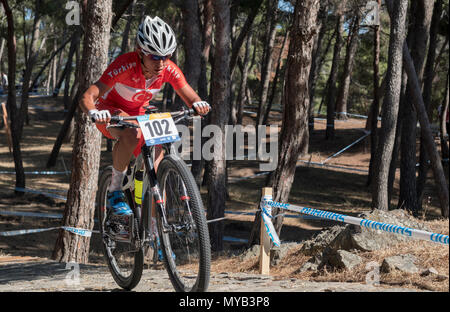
401,40 -> 449,217
191,0 -> 213,186
398,0 -> 433,215
270,0 -> 320,236
308,2 -> 329,131
367,0 -> 382,187
256,0 -> 278,125
53,30 -> 81,98
52,0 -> 113,263
371,0 -> 408,211
182,0 -> 202,91
119,0 -> 135,54
20,0 -> 42,132
207,0 -> 231,252
262,29 -> 289,125
232,28 -> 253,125
416,0 -> 443,208
30,36 -> 72,91
386,0 -> 449,217
1,0 -> 25,193
229,0 -> 263,76
325,2 -> 346,140
439,74 -> 449,160
335,12 -> 361,119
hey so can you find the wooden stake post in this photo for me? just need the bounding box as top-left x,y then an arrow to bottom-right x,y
259,187 -> 272,275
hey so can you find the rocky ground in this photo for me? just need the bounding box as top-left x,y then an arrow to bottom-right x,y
0,258 -> 422,292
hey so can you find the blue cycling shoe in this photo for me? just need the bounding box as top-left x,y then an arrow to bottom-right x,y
107,190 -> 133,216
106,191 -> 132,239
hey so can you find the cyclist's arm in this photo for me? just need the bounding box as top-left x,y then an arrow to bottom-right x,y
175,84 -> 201,108
79,81 -> 111,114
175,84 -> 210,115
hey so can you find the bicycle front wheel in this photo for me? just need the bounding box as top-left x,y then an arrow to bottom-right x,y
155,154 -> 211,292
96,165 -> 144,290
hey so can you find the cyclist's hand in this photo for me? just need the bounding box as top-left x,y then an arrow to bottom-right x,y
193,101 -> 211,116
89,109 -> 111,123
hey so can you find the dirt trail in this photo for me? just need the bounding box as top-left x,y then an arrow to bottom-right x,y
0,258 -> 421,292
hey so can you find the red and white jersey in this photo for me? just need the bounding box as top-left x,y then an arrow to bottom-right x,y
96,51 -> 187,115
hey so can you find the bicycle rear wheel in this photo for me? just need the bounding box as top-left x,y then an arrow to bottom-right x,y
96,165 -> 144,290
155,154 -> 211,292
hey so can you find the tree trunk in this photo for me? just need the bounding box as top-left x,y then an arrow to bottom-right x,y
1,0 -> 25,194
20,0 -> 42,132
387,0 -> 449,217
371,0 -> 408,211
232,28 -> 253,125
262,29 -> 289,125
207,0 -> 231,252
120,0 -> 135,54
439,74 -> 449,160
53,30 -> 81,98
229,0 -> 263,76
52,0 -> 113,263
308,2 -> 329,131
398,0 -> 433,215
257,0 -> 278,125
416,0 -> 443,208
191,0 -> 213,186
335,12 -> 361,119
270,0 -> 320,236
325,3 -> 345,140
400,40 -> 449,217
367,0 -> 382,187
31,36 -> 72,91
182,0 -> 202,91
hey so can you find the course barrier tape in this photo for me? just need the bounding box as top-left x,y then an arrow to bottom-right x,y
266,200 -> 449,245
0,226 -> 99,237
14,187 -> 67,201
0,210 -> 63,219
260,195 -> 281,247
321,131 -> 371,164
0,170 -> 71,175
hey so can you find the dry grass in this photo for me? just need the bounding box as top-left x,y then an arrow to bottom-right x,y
211,219 -> 449,292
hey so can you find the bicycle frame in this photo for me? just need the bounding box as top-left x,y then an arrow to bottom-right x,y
122,136 -> 179,250
107,108 -> 195,248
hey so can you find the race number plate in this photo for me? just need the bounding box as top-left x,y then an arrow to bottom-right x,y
137,113 -> 180,146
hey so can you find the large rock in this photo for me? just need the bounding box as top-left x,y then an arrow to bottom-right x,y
270,242 -> 300,266
348,209 -> 431,252
325,250 -> 363,270
380,254 -> 419,274
301,209 -> 431,255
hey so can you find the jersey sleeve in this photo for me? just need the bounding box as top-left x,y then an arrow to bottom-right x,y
163,60 -> 187,90
98,53 -> 137,88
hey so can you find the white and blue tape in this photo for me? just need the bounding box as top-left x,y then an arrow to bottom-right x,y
266,200 -> 449,245
0,226 -> 98,237
260,195 -> 281,247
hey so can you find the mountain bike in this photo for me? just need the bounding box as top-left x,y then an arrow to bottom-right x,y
95,107 -> 211,292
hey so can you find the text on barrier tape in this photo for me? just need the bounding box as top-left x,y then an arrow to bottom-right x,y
266,201 -> 449,245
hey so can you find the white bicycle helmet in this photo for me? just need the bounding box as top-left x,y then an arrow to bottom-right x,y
137,16 -> 177,56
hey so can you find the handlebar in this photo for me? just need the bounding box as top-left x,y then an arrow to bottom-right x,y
97,108 -> 197,129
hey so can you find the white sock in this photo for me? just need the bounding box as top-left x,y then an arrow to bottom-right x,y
108,167 -> 127,192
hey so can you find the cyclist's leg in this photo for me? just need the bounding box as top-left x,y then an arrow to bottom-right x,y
97,110 -> 143,218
